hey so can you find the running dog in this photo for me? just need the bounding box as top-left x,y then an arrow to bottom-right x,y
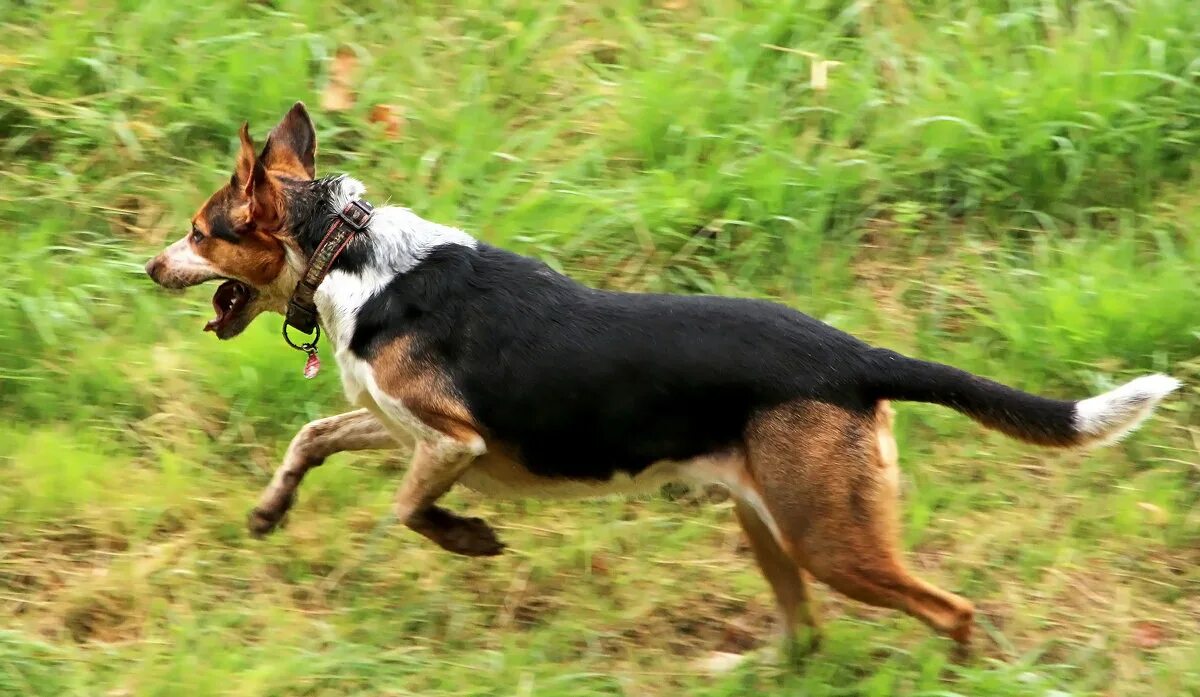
145,102 -> 1179,651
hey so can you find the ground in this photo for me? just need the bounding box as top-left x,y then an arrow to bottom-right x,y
1,1 -> 1198,695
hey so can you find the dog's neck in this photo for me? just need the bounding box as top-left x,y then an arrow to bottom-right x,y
297,175 -> 477,352
288,175 -> 372,266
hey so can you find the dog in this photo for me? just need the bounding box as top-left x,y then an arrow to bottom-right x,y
145,102 -> 1179,653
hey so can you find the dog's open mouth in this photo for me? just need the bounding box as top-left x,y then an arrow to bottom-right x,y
204,280 -> 256,334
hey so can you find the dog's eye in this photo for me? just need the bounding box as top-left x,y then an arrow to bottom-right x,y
190,226 -> 204,243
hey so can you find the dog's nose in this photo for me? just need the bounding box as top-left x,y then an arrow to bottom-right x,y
145,256 -> 161,281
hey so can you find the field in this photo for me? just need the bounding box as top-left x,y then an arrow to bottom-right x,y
1,1 -> 1198,694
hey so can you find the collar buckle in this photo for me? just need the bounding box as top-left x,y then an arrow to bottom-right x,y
336,199 -> 373,232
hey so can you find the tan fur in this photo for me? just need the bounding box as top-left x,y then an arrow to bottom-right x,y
194,221 -> 286,287
742,399 -> 975,646
246,368 -> 977,645
235,123 -> 256,187
258,105 -> 317,179
181,103 -> 317,289
370,337 -> 479,443
177,122 -> 298,290
461,448 -> 734,500
733,499 -> 819,649
875,400 -> 900,489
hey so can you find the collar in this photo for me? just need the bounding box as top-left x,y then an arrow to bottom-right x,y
282,198 -> 373,371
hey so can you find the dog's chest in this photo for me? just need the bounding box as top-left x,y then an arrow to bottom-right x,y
334,348 -> 372,406
314,269 -> 389,406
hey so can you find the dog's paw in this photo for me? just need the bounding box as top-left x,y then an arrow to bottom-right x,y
439,515 -> 506,557
247,507 -> 287,538
781,628 -> 823,664
412,508 -> 506,557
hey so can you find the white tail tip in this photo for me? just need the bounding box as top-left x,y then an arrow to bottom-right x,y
1074,374 -> 1181,446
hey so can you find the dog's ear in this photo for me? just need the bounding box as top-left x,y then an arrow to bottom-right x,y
259,101 -> 317,180
246,159 -> 284,229
240,103 -> 316,229
230,121 -> 283,230
234,122 -> 257,189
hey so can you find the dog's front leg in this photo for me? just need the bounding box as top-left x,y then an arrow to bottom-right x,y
248,409 -> 395,537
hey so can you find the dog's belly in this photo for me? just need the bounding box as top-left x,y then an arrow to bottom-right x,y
459,451 -> 739,500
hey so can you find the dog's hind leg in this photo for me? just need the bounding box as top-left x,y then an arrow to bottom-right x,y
734,498 -> 820,653
248,409 -> 394,537
747,400 -> 975,649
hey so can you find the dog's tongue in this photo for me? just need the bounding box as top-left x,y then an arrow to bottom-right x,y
204,280 -> 247,332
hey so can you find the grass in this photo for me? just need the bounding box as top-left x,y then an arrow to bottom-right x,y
1,0 -> 1198,694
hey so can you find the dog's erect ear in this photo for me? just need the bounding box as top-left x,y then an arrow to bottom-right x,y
239,103 -> 316,229
234,122 -> 257,190
246,159 -> 284,228
259,102 -> 317,180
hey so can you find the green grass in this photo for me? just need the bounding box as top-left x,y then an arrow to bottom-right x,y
1,0 -> 1199,694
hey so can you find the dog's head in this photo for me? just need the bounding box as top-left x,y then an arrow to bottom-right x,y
145,102 -> 319,339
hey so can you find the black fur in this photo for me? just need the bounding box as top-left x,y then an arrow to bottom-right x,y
348,243 -> 1081,480
208,215 -> 241,244
199,185 -> 244,244
284,176 -> 375,275
861,351 -> 1078,445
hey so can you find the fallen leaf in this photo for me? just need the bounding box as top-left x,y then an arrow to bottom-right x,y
589,553 -> 610,576
1133,620 -> 1165,650
322,47 -> 359,111
368,104 -> 405,140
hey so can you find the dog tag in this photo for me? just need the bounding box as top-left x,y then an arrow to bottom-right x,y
303,351 -> 321,379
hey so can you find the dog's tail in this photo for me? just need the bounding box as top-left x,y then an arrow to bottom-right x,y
861,349 -> 1180,447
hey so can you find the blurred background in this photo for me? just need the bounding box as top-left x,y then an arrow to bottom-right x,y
1,1 -> 1198,694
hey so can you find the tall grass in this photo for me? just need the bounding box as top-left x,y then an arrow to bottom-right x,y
1,1 -> 1197,695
